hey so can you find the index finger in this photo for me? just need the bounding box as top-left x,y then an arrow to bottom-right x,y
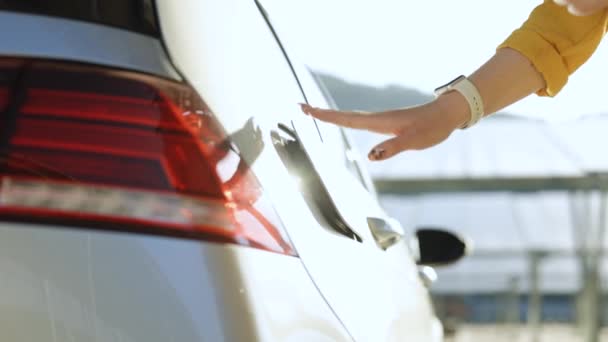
299,103 -> 396,134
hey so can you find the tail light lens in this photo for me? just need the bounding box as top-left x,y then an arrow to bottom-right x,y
0,58 -> 296,256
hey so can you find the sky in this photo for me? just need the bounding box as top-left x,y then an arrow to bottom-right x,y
264,0 -> 608,122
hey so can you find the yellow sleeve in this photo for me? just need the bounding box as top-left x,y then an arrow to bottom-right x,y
498,1 -> 608,97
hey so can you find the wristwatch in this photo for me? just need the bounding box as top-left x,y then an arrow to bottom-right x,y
434,75 -> 484,129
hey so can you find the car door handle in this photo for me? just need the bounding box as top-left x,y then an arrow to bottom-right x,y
272,123 -> 363,242
367,217 -> 404,250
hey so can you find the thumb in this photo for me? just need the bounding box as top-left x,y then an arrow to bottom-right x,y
368,133 -> 414,161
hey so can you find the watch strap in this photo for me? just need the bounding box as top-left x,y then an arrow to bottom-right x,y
451,77 -> 484,129
434,76 -> 484,129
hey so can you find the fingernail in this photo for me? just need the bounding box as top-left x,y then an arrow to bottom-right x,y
369,148 -> 386,160
298,103 -> 309,115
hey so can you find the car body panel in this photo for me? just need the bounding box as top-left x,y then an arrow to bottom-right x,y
0,222 -> 350,342
0,1 -> 440,340
156,0 -> 436,340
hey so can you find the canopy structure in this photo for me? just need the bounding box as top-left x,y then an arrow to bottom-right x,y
350,115 -> 608,287
351,115 -> 608,339
360,115 -> 608,189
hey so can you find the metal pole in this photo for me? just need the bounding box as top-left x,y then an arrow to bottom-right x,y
581,261 -> 600,342
502,275 -> 521,339
582,180 -> 608,342
528,250 -> 546,342
570,190 -> 596,341
575,179 -> 606,342
505,276 -> 520,324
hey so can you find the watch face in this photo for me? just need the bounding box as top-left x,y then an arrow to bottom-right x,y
434,75 -> 466,94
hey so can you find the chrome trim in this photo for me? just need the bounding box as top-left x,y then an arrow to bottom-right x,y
367,217 -> 404,250
0,11 -> 181,80
417,266 -> 438,288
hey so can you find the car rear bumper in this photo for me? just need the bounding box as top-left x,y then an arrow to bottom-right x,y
0,222 -> 350,341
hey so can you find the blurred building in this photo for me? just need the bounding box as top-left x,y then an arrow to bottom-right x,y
349,115 -> 608,329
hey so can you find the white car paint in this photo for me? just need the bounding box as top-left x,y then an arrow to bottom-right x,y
0,222 -> 350,341
156,0 -> 437,340
0,0 -> 441,340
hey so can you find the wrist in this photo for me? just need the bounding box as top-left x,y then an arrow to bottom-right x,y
433,91 -> 470,130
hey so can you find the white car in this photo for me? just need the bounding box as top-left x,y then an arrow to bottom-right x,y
0,1 -> 466,341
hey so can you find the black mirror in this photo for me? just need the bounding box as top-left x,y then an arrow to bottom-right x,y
414,228 -> 470,266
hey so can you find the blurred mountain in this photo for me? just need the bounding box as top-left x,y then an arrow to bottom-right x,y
314,72 -> 433,111
314,72 -> 524,120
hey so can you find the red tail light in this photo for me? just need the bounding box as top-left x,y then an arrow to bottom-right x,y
0,58 -> 296,256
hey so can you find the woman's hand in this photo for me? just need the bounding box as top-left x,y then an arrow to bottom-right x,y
299,91 -> 470,161
299,47 -> 547,162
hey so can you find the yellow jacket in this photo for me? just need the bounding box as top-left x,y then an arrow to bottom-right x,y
499,0 -> 608,96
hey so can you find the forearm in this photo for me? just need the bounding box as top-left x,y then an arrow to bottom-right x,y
375,48 -> 545,130
470,47 -> 545,115
301,2 -> 607,159
437,48 -> 545,128
423,1 -> 608,130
